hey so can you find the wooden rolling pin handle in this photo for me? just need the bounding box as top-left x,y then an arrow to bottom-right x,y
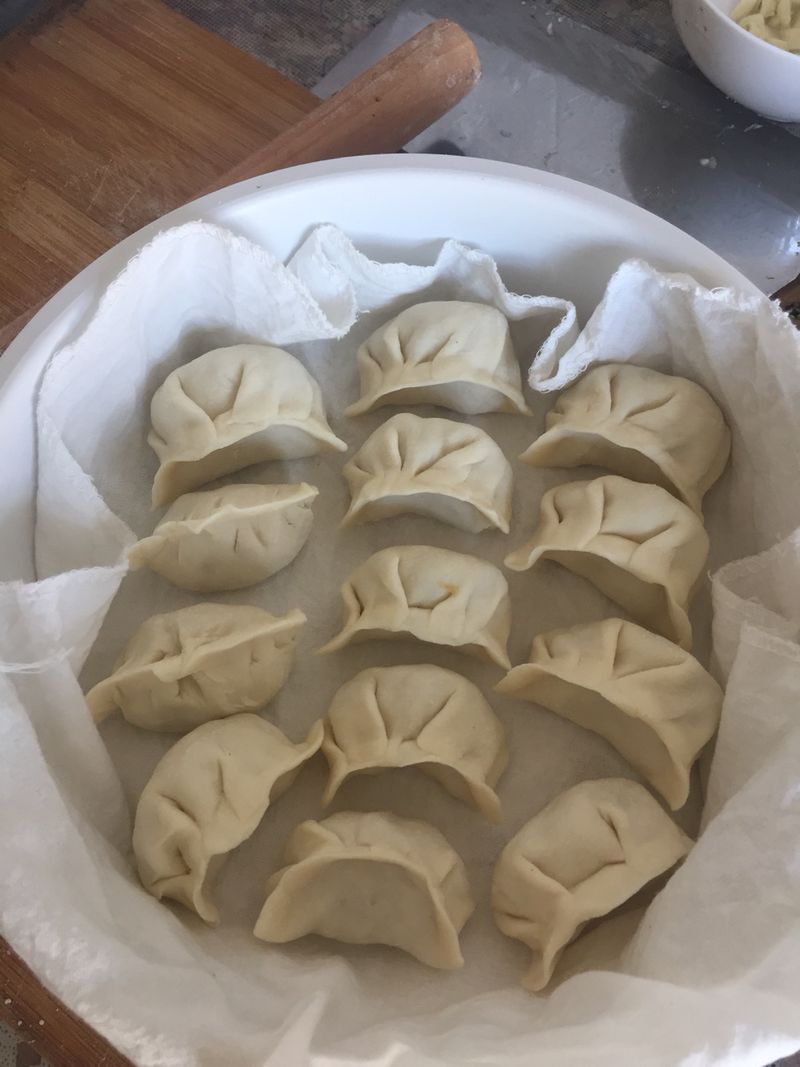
204,19 -> 480,193
772,271 -> 800,326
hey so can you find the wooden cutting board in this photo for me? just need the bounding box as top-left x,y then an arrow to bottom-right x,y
0,0 -> 319,341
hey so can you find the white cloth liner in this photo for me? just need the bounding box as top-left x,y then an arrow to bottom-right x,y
1,221 -> 798,1067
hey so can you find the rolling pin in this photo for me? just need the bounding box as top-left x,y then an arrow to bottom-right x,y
204,19 -> 481,192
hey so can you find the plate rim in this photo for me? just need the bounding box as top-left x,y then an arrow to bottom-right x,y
0,152 -> 762,394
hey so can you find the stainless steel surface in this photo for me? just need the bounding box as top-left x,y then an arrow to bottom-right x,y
317,2 -> 800,294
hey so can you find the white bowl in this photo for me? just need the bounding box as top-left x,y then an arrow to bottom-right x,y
672,0 -> 800,122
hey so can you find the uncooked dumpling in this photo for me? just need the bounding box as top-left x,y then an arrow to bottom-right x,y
496,618 -> 723,809
149,344 -> 346,505
134,714 -> 322,923
491,778 -> 692,991
733,0 -> 800,53
342,413 -> 513,533
254,811 -> 475,969
322,665 -> 508,821
128,483 -> 318,592
319,545 -> 512,668
86,604 -> 305,731
520,364 -> 731,513
505,475 -> 709,649
345,301 -> 530,416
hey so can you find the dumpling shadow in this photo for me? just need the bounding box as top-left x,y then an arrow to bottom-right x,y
215,756 -> 330,928
324,761 -> 486,828
318,637 -> 504,694
546,903 -> 648,995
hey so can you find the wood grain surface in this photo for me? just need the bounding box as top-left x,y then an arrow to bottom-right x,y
0,0 -> 318,345
0,2 -> 480,348
1,941 -> 133,1067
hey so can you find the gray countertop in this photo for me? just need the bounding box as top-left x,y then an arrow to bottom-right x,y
167,0 -> 693,87
167,0 -> 800,294
311,0 -> 800,294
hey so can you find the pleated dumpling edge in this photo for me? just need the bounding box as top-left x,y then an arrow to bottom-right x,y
505,475 -> 709,649
86,603 -> 306,731
149,344 -> 346,506
491,778 -> 693,991
321,664 -> 508,821
520,363 -> 731,513
319,545 -> 512,668
496,617 -> 723,809
133,715 -> 323,924
128,482 -> 318,592
345,301 -> 531,417
341,413 -> 513,533
254,811 -> 475,969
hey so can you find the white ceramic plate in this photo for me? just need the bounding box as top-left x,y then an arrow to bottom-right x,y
0,154 -> 759,583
